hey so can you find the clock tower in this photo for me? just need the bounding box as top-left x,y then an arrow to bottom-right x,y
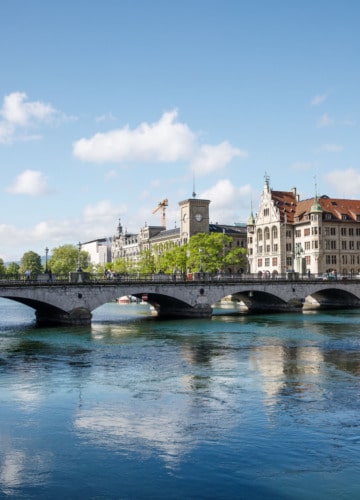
179,198 -> 210,244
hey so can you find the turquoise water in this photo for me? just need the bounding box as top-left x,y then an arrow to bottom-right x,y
0,298 -> 360,499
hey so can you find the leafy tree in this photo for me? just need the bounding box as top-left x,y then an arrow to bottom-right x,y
187,233 -> 246,274
137,250 -> 156,275
156,245 -> 188,274
20,251 -> 43,277
6,262 -> 20,277
112,258 -> 131,275
48,245 -> 90,276
224,246 -> 247,273
0,258 -> 6,276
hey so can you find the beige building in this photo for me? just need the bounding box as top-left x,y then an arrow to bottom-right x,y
247,176 -> 360,277
112,196 -> 247,271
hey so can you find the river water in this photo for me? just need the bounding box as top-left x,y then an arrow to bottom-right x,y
0,297 -> 360,499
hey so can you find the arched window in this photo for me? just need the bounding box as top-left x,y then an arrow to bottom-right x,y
272,226 -> 278,239
264,227 -> 270,240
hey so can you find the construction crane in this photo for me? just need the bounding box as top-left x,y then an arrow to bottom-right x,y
152,198 -> 168,227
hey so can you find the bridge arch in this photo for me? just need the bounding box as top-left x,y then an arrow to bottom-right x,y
1,278 -> 360,325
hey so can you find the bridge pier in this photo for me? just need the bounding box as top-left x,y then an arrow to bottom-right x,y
36,307 -> 92,326
153,303 -> 213,319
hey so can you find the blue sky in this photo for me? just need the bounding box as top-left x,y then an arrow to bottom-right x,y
1,0 -> 360,261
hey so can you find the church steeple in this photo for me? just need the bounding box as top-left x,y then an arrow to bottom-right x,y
116,218 -> 123,237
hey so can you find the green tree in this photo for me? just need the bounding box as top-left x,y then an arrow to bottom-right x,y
157,245 -> 188,274
6,262 -> 20,278
48,245 -> 90,276
20,251 -> 43,277
137,250 -> 156,275
112,258 -> 130,275
187,233 -> 246,274
0,258 -> 6,276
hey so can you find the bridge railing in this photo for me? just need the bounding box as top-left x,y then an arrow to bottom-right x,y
1,271 -> 360,286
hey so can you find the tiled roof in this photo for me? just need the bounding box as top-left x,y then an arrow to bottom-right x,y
271,190 -> 360,223
271,190 -> 298,223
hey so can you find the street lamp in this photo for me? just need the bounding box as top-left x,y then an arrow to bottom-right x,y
199,248 -> 203,273
77,242 -> 82,272
45,247 -> 49,273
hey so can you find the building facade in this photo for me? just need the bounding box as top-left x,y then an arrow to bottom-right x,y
111,196 -> 247,271
247,176 -> 360,277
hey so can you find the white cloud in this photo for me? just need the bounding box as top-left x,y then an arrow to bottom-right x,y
0,92 -> 61,143
73,110 -> 196,164
311,93 -> 328,106
73,110 -> 247,176
200,179 -> 252,223
83,200 -> 126,223
317,113 -> 334,128
191,141 -> 248,176
1,92 -> 56,126
6,170 -> 51,196
324,168 -> 360,197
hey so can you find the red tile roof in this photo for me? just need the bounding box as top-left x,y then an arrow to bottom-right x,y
271,191 -> 360,223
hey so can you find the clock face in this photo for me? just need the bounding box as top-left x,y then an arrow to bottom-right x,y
195,213 -> 203,222
183,213 -> 188,222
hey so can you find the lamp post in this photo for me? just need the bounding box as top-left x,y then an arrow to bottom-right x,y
77,242 -> 82,272
45,247 -> 49,273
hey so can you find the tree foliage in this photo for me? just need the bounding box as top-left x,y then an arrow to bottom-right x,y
20,251 -> 43,276
48,245 -> 90,276
0,258 -> 6,276
6,262 -> 20,277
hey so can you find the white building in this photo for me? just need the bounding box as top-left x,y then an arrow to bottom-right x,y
247,176 -> 360,277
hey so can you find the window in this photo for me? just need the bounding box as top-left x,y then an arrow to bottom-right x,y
305,241 -> 310,250
312,227 -> 318,235
265,258 -> 270,267
330,227 -> 336,235
272,257 -> 278,266
272,226 -> 278,239
263,208 -> 269,217
304,228 -> 310,236
306,256 -> 311,265
349,241 -> 354,250
273,244 -> 278,252
264,227 -> 270,240
286,243 -> 292,251
342,241 -> 347,250
349,228 -> 354,236
258,258 -> 263,267
341,227 -> 347,236
295,229 -> 301,237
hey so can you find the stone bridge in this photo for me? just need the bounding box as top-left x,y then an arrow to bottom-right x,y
1,274 -> 360,325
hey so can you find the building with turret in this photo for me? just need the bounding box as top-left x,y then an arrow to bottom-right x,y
112,196 -> 247,271
247,176 -> 360,277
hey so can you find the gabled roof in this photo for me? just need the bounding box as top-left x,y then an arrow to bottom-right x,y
271,190 -> 298,223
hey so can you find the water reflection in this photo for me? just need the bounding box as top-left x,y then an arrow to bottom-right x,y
2,301 -> 360,497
